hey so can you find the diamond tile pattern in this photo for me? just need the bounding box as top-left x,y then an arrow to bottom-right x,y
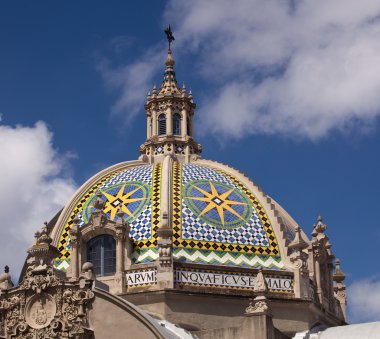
172,162 -> 281,265
56,164 -> 161,268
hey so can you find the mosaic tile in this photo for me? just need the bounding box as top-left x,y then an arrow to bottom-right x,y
55,164 -> 161,270
172,162 -> 283,268
173,248 -> 285,270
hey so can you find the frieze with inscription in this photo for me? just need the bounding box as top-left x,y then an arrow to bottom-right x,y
126,268 -> 157,288
175,268 -> 293,293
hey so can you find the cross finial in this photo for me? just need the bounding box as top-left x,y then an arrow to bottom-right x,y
164,25 -> 175,50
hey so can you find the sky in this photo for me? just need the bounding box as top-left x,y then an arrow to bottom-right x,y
1,0 -> 380,323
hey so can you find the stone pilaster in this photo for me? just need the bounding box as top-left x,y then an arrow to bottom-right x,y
181,101 -> 187,138
166,103 -> 173,136
114,209 -> 129,294
152,101 -> 157,136
289,227 -> 310,299
156,155 -> 174,288
146,110 -> 151,139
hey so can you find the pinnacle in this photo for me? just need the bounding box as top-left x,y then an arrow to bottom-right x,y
157,49 -> 181,96
165,49 -> 175,67
333,259 -> 346,282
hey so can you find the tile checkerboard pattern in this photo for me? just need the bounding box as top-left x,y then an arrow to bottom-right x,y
54,164 -> 161,270
172,162 -> 284,269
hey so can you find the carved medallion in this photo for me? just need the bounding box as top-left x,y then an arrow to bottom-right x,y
25,294 -> 56,329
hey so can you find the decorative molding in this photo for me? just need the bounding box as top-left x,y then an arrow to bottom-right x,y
0,232 -> 95,338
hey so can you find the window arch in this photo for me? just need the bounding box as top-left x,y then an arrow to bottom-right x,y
87,234 -> 116,276
173,113 -> 181,135
158,114 -> 166,136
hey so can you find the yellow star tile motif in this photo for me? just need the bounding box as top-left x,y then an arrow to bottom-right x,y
187,180 -> 249,226
102,184 -> 146,221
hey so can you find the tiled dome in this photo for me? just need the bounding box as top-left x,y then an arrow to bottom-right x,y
52,159 -> 297,272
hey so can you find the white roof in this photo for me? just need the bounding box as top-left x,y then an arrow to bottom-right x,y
294,322 -> 380,339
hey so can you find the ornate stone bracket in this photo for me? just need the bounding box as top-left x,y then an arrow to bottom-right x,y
0,227 -> 95,338
245,269 -> 271,317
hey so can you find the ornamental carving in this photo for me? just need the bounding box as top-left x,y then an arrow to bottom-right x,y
0,228 -> 95,338
1,276 -> 94,338
20,266 -> 61,294
291,256 -> 309,276
25,294 -> 56,329
246,300 -> 269,314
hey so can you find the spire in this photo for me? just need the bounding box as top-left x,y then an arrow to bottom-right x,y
146,90 -> 151,103
158,48 -> 181,96
156,25 -> 180,96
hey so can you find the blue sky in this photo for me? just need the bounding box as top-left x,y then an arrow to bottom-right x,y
1,1 -> 380,323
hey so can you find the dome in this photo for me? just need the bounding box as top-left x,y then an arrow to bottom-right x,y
45,46 -> 347,336
50,48 -> 307,275
11,33 -> 348,338
52,157 -> 301,272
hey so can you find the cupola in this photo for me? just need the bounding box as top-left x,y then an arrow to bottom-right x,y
139,38 -> 201,163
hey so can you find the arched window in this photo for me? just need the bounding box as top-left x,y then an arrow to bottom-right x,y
187,116 -> 191,136
87,235 -> 116,276
158,114 -> 166,136
173,113 -> 181,135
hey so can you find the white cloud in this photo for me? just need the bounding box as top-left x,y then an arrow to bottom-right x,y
97,45 -> 164,123
0,122 -> 76,281
160,0 -> 380,140
97,0 -> 380,140
348,276 -> 380,323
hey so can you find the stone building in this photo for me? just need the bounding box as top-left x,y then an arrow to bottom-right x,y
4,39 -> 377,338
